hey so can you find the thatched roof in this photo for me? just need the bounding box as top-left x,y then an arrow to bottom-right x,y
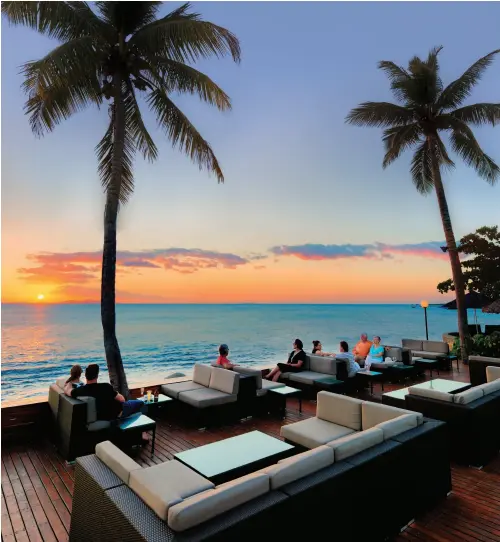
482,299 -> 500,314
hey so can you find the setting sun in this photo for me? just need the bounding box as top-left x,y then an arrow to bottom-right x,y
37,294 -> 45,301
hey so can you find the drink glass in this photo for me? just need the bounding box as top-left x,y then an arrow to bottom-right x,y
147,390 -> 152,402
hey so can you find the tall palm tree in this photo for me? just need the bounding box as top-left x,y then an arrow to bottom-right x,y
3,1 -> 240,396
346,47 -> 500,361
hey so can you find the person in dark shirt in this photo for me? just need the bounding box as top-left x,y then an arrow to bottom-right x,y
68,364 -> 144,421
264,339 -> 307,382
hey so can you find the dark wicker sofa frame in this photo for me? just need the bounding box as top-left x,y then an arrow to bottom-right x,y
468,355 -> 500,386
69,420 -> 450,542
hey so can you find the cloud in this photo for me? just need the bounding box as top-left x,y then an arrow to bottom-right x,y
270,241 -> 447,261
18,248 -> 251,284
53,285 -> 171,303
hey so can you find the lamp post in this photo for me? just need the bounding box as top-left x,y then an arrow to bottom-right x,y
420,300 -> 429,340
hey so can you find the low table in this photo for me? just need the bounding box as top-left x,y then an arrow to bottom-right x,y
118,413 -> 156,458
314,376 -> 345,394
174,430 -> 296,484
268,385 -> 302,417
356,370 -> 384,395
382,378 -> 471,409
413,358 -> 440,379
142,394 -> 173,420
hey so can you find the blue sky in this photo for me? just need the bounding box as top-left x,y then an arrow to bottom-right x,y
2,2 -> 500,303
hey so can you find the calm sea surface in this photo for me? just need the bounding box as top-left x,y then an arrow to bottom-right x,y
2,304 -> 499,403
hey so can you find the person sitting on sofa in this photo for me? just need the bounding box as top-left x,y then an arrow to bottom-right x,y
265,339 -> 307,382
69,364 -> 145,421
312,340 -> 334,356
331,341 -> 361,377
216,344 -> 237,369
63,364 -> 83,396
365,336 -> 385,371
352,333 -> 372,366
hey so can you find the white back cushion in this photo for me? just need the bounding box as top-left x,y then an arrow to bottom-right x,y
362,401 -> 422,430
479,378 -> 500,396
326,427 -> 384,461
192,364 -> 212,387
453,387 -> 484,405
168,472 -> 269,532
408,386 -> 454,402
486,366 -> 500,382
376,414 -> 419,439
96,441 -> 142,484
317,392 -> 362,430
209,368 -> 239,395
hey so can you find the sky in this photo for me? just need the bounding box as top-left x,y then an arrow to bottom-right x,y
2,1 -> 500,304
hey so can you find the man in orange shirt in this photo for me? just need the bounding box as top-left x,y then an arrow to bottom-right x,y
353,333 -> 372,367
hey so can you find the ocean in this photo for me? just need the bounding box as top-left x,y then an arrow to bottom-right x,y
2,303 -> 498,403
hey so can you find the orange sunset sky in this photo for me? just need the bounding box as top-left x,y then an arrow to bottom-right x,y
2,2 -> 500,305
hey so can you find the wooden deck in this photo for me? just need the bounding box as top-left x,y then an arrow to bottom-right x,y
2,364 -> 500,542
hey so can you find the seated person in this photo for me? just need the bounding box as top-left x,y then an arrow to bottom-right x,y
69,363 -> 146,425
216,344 -> 237,369
312,340 -> 336,357
352,333 -> 372,366
265,339 -> 306,382
331,341 -> 361,377
63,364 -> 83,396
365,336 -> 385,371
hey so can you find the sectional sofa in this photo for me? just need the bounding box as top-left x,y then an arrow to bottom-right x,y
402,339 -> 451,361
69,406 -> 450,542
468,355 -> 500,386
405,369 -> 500,467
277,353 -> 348,390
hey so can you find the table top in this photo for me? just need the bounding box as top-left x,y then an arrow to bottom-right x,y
142,393 -> 172,405
383,378 -> 471,401
357,370 -> 383,377
174,430 -> 294,479
268,385 -> 301,396
314,376 -> 343,384
413,358 -> 439,364
118,413 -> 156,431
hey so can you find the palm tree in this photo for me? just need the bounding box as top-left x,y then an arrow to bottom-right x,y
346,47 -> 500,361
3,1 -> 240,396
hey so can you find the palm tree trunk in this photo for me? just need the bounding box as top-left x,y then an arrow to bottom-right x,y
101,72 -> 129,397
429,140 -> 469,361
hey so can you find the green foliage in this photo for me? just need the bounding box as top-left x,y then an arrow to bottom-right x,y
2,1 -> 241,204
452,332 -> 500,358
345,47 -> 500,193
437,225 -> 500,300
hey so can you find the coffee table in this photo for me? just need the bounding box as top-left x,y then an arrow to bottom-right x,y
314,376 -> 345,393
413,358 -> 440,379
382,378 -> 471,408
118,413 -> 156,458
174,430 -> 295,484
142,394 -> 173,420
356,370 -> 384,395
268,385 -> 302,417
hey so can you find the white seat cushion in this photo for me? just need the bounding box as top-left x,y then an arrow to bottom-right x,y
317,392 -> 363,430
161,381 -> 205,400
486,366 -> 500,382
261,446 -> 334,489
178,388 -> 237,408
326,427 -> 384,461
95,441 -> 142,484
209,368 -> 239,395
168,472 -> 269,532
361,401 -> 423,430
453,387 -> 484,405
408,386 -> 454,402
192,364 -> 212,387
289,371 -> 332,385
376,414 -> 419,439
478,378 -> 500,396
129,460 -> 214,521
56,377 -> 67,390
280,417 -> 355,449
261,380 -> 286,390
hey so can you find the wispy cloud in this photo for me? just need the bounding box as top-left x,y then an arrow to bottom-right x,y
18,248 -> 252,284
270,241 -> 447,261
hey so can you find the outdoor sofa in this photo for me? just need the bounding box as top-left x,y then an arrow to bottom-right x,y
69,407 -> 450,542
404,371 -> 500,467
468,355 -> 500,386
402,339 -> 451,361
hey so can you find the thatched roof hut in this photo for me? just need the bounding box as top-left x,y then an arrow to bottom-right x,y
482,299 -> 500,314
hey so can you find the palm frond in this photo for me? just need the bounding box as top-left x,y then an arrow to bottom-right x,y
147,87 -> 224,182
146,58 -> 231,111
96,1 -> 162,36
451,103 -> 500,127
410,139 -> 434,194
21,37 -> 102,136
345,102 -> 415,127
96,97 -> 136,204
437,49 -> 500,111
377,61 -> 415,104
124,79 -> 158,161
129,2 -> 241,64
1,1 -> 112,41
450,129 -> 500,184
382,123 -> 422,168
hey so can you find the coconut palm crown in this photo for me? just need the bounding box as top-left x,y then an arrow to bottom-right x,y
2,1 -> 241,395
346,46 -> 500,359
